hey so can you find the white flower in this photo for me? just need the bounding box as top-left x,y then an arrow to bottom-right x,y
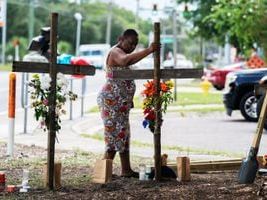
57,73 -> 69,88
61,85 -> 68,95
40,75 -> 51,90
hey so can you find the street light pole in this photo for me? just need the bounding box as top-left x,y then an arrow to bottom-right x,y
74,12 -> 82,56
106,0 -> 113,45
135,0 -> 140,30
172,9 -> 177,101
72,12 -> 83,120
1,0 -> 7,64
28,0 -> 34,45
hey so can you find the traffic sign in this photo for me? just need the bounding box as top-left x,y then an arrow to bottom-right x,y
161,35 -> 173,44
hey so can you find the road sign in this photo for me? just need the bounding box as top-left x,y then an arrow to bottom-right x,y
161,36 -> 173,44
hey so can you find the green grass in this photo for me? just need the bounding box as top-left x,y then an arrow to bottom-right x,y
134,92 -> 222,108
88,106 -> 99,113
0,64 -> 12,71
168,106 -> 225,113
173,92 -> 222,105
88,91 -> 223,113
80,132 -> 242,158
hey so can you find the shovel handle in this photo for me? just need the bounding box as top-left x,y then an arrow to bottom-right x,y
252,91 -> 267,148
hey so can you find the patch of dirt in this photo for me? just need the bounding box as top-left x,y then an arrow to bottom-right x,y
0,143 -> 267,200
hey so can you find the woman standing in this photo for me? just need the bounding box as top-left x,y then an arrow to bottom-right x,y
97,29 -> 158,177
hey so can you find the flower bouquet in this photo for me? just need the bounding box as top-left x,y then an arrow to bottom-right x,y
28,73 -> 77,133
141,80 -> 174,133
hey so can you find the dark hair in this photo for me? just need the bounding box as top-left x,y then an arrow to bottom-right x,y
122,29 -> 138,38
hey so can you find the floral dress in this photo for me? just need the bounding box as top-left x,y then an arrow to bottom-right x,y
97,65 -> 136,153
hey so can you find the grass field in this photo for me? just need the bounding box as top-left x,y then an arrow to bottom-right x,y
133,91 -> 223,108
0,64 -> 12,71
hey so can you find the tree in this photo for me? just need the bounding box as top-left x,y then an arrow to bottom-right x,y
177,0 -> 267,57
176,0 -> 218,41
6,1 -> 152,56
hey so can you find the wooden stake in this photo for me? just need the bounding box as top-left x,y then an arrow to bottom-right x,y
153,22 -> 161,181
44,162 -> 62,189
47,12 -> 58,190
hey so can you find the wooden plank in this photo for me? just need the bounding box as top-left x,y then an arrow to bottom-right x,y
12,61 -> 95,75
167,156 -> 265,173
112,68 -> 203,79
167,161 -> 241,173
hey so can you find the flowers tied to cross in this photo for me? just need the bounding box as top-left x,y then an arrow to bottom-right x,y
28,73 -> 77,133
142,80 -> 174,133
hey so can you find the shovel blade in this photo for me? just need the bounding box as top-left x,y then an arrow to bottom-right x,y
238,157 -> 258,184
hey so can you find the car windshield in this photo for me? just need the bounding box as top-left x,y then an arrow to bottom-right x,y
81,50 -> 103,56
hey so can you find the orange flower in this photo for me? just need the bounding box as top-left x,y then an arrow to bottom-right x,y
143,81 -> 156,97
160,82 -> 168,92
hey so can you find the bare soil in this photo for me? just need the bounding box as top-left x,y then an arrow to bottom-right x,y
0,143 -> 267,200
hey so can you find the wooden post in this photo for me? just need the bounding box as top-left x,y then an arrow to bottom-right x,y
153,22 -> 161,181
47,12 -> 58,190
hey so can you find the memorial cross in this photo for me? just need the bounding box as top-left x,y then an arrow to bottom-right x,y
12,13 -> 95,190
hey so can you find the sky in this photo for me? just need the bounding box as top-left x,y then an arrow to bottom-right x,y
100,0 -> 187,20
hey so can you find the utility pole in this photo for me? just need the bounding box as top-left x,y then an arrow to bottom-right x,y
172,9 -> 177,101
28,0 -> 34,44
1,0 -> 7,64
224,33 -> 231,64
74,13 -> 82,56
106,0 -> 113,45
135,0 -> 140,30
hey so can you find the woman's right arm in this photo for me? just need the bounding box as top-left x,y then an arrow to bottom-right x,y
111,43 -> 158,66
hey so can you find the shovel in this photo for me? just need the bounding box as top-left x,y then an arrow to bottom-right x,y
238,91 -> 267,184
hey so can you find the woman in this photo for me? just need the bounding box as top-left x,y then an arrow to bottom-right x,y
97,29 -> 159,177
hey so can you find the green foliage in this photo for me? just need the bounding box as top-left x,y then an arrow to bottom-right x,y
204,0 -> 265,53
177,0 -> 219,40
58,41 -> 73,54
177,0 -> 267,56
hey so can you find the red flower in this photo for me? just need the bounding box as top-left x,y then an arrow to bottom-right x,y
145,110 -> 155,121
143,108 -> 152,114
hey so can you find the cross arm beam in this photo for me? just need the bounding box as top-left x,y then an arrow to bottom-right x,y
12,61 -> 95,76
112,68 -> 203,80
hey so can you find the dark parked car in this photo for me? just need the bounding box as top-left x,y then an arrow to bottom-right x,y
202,62 -> 246,90
223,68 -> 267,122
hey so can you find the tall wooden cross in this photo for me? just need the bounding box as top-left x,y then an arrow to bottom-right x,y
112,23 -> 203,181
12,13 -> 95,190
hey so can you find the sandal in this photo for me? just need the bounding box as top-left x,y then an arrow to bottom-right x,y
121,171 -> 139,178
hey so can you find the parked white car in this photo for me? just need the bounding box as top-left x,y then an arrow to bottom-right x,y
79,44 -> 110,70
163,54 -> 193,68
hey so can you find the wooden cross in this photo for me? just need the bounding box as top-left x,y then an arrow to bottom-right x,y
112,23 -> 203,181
12,13 -> 95,190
